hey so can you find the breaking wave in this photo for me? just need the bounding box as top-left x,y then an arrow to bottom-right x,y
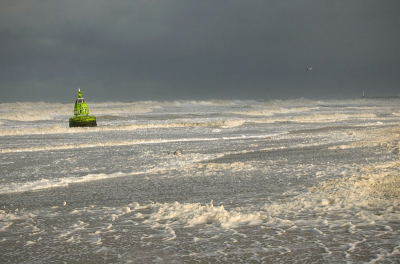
0,101 -> 153,121
235,106 -> 316,116
0,102 -> 70,121
143,201 -> 267,229
0,120 -> 246,137
0,132 -> 276,153
254,113 -> 377,123
0,152 -> 222,194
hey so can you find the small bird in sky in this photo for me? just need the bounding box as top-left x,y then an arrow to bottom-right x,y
306,67 -> 313,73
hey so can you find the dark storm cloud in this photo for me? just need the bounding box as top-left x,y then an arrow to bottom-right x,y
1,0 -> 400,102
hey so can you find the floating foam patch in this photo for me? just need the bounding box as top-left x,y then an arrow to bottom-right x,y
144,201 -> 268,229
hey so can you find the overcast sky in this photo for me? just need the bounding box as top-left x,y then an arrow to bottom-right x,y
1,0 -> 400,102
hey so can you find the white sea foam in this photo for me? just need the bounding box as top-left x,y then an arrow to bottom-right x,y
0,119 -> 246,137
0,102 -> 70,121
2,99 -> 400,263
0,210 -> 38,235
0,132 -> 277,153
253,113 -> 377,124
262,159 -> 400,226
329,126 -> 400,151
0,220 -> 13,232
0,151 -> 228,193
235,106 -> 315,116
0,173 -> 123,194
143,201 -> 267,229
0,101 -> 153,122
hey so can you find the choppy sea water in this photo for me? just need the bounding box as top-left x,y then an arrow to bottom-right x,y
1,99 -> 400,263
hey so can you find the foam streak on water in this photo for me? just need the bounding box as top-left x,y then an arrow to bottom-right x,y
1,99 -> 400,263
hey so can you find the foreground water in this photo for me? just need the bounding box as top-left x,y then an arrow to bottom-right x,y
1,99 -> 400,263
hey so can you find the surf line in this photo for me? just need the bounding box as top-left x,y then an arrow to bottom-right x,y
1,133 -> 285,153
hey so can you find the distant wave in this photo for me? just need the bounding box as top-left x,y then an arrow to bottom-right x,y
0,132 -> 278,153
0,99 -> 385,122
0,150 -> 230,193
0,172 -> 130,194
0,120 -> 246,137
0,102 -> 70,121
0,101 -> 153,121
235,106 -> 316,116
253,113 -> 377,124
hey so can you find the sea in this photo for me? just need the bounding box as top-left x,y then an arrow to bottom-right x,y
1,99 -> 400,263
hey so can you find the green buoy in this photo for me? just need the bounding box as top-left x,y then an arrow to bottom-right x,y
69,88 -> 97,127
